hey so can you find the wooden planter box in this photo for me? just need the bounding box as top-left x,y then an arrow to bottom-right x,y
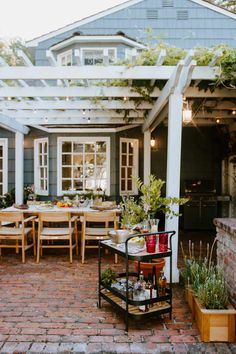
194,296 -> 236,342
185,286 -> 195,318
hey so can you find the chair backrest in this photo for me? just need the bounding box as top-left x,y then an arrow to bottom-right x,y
83,211 -> 119,225
0,211 -> 24,225
38,212 -> 71,229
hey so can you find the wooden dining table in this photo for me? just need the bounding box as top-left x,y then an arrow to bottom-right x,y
3,204 -> 120,216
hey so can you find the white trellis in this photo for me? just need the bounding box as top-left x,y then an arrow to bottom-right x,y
0,51 -> 235,282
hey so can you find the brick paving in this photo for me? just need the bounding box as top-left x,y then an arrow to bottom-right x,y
0,238 -> 235,353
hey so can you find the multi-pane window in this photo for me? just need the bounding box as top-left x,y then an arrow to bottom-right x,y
0,139 -> 8,196
120,138 -> 139,195
57,137 -> 110,195
57,50 -> 73,66
34,138 -> 49,195
82,48 -> 116,65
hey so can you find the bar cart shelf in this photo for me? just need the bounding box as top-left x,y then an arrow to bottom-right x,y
98,231 -> 175,331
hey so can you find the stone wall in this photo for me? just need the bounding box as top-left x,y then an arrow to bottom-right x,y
214,218 -> 236,307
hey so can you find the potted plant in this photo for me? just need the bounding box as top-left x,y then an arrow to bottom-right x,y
194,269 -> 236,342
119,196 -> 145,228
101,268 -> 118,287
133,175 -> 188,219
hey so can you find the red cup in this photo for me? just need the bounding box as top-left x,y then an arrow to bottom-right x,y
159,233 -> 168,252
146,235 -> 156,253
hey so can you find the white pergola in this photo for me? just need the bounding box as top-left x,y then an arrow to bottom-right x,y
0,49 -> 235,280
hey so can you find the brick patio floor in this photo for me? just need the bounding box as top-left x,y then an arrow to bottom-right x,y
0,233 -> 235,354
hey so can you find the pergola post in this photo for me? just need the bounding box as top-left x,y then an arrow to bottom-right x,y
15,132 -> 24,204
165,93 -> 183,283
143,130 -> 151,184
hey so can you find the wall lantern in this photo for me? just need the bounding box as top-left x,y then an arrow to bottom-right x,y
182,101 -> 192,124
150,138 -> 156,148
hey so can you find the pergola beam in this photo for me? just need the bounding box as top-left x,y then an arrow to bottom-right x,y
15,117 -> 144,125
0,113 -> 29,134
0,65 -> 217,80
142,61 -> 184,132
0,86 -> 161,98
0,100 -> 152,110
8,110 -> 144,119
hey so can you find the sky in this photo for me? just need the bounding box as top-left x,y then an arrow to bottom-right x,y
0,0 -> 128,41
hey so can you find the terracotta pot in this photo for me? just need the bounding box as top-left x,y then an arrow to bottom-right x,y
134,258 -> 165,279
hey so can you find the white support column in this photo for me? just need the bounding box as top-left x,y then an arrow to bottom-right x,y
165,93 -> 183,283
143,130 -> 151,184
15,132 -> 24,204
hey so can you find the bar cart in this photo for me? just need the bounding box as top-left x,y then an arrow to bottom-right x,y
98,231 -> 175,331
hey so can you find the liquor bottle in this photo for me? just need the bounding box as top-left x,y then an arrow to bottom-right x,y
152,266 -> 158,298
158,271 -> 167,305
135,271 -> 148,312
146,273 -> 154,308
138,271 -> 146,290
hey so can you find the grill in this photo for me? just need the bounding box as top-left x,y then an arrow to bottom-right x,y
183,179 -> 217,230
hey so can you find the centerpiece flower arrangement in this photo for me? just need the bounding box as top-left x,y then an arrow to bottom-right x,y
24,184 -> 37,203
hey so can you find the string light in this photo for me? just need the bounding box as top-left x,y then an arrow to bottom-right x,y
232,110 -> 236,115
216,118 -> 220,124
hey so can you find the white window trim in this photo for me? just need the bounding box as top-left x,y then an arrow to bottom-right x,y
81,47 -> 117,65
120,138 -> 139,196
0,138 -> 8,195
57,49 -> 73,66
57,136 -> 110,196
34,138 -> 49,196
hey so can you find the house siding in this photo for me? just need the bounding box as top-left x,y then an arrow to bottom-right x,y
34,0 -> 236,65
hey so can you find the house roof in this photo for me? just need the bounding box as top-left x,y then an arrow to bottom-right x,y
26,0 -> 236,48
50,33 -> 147,51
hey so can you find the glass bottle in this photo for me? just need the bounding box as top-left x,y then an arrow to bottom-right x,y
152,266 -> 158,298
135,271 -> 148,312
146,273 -> 154,308
158,270 -> 167,305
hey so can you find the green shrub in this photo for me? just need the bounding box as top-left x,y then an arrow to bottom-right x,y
197,270 -> 229,309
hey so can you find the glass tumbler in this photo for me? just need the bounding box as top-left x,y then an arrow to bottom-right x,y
146,235 -> 156,253
159,233 -> 168,252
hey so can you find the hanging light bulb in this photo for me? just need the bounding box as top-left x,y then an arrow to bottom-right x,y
182,101 -> 192,124
87,117 -> 91,123
216,118 -> 220,124
83,109 -> 86,115
232,110 -> 236,115
44,117 -> 48,123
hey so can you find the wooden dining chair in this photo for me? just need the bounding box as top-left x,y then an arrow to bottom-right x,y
37,212 -> 78,263
0,211 -> 36,263
81,211 -> 119,264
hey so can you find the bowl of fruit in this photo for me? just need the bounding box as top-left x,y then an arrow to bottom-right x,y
56,201 -> 73,208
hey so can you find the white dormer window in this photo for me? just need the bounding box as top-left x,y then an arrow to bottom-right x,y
81,48 -> 116,65
57,50 -> 73,66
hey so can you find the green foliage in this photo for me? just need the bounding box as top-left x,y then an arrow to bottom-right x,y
120,196 -> 145,227
197,270 -> 229,309
0,38 -> 34,66
214,0 -> 236,13
101,268 -> 118,286
0,189 -> 15,209
133,175 -> 188,218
